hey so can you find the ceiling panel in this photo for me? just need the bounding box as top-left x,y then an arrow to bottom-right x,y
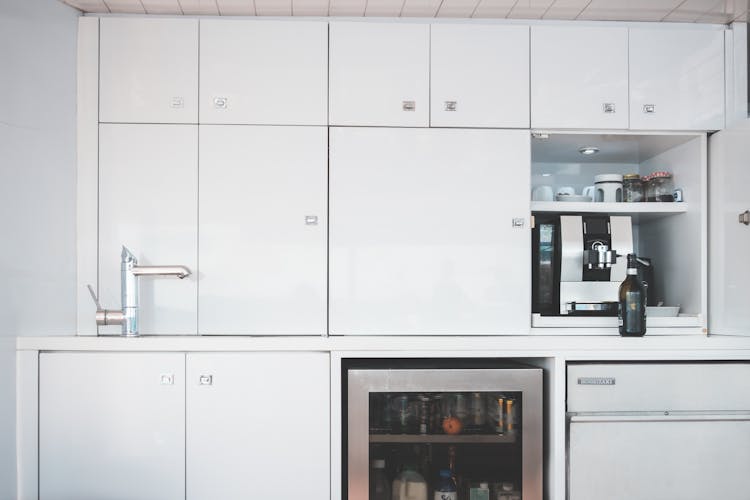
215,0 -> 254,14
542,0 -> 589,19
365,0 -> 406,16
292,0 -> 329,15
400,0 -> 442,16
178,0 -> 219,14
579,0 -> 684,21
59,0 -> 748,19
508,0 -> 555,19
142,0 -> 182,13
438,0 -> 482,17
663,0 -> 717,22
330,0 -> 367,15
255,0 -> 291,14
63,0 -> 111,12
697,0 -> 750,22
104,0 -> 146,13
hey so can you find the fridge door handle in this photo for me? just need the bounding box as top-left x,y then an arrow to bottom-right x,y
569,412 -> 750,423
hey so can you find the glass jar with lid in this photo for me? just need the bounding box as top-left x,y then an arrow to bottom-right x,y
622,174 -> 644,202
646,171 -> 675,202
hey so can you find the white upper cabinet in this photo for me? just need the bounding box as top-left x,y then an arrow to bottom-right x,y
629,28 -> 725,131
40,353 -> 185,499
329,22 -> 430,126
199,20 -> 328,125
186,352 -> 329,500
431,24 -> 530,128
531,26 -> 629,129
99,18 -> 198,124
199,125 -> 327,335
709,122 -> 750,335
99,124 -> 198,335
330,127 -> 530,335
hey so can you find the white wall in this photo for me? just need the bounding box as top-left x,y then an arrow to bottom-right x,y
0,0 -> 80,496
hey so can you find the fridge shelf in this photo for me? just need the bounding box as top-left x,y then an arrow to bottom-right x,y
369,433 -> 516,444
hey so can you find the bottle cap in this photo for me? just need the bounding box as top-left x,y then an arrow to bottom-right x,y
480,482 -> 489,489
627,254 -> 638,269
623,173 -> 640,180
650,171 -> 672,178
372,459 -> 385,469
439,469 -> 452,478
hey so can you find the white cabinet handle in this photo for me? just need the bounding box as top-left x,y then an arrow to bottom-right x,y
213,97 -> 228,109
602,103 -> 616,113
740,210 -> 750,226
512,218 -> 525,228
199,375 -> 213,386
643,104 -> 656,114
305,215 -> 318,226
170,97 -> 184,109
444,101 -> 457,112
402,100 -> 416,112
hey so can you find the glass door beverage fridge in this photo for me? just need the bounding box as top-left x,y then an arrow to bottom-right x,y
345,360 -> 543,500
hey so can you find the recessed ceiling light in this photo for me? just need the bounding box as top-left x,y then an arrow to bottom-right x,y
578,146 -> 600,155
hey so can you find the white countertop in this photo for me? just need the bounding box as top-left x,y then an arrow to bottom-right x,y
16,334 -> 750,360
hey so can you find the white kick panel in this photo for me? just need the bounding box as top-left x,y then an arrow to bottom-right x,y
199,19 -> 328,125
198,125 -> 327,335
186,352 -> 330,500
98,124 -> 198,335
99,17 -> 198,123
39,352 -> 186,499
330,127 -> 531,335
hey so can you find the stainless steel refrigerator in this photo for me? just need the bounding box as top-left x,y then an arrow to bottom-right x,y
345,360 -> 543,500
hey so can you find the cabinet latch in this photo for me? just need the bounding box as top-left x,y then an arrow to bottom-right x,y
740,210 -> 750,226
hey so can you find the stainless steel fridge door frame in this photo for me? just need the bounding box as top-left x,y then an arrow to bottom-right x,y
347,368 -> 543,500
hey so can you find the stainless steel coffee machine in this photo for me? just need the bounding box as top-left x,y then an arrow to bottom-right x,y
532,214 -> 634,316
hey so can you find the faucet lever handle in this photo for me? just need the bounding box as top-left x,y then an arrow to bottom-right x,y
86,284 -> 103,311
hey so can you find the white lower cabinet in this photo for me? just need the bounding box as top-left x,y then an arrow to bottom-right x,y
330,127 -> 531,335
186,352 -> 330,500
39,352 -> 186,500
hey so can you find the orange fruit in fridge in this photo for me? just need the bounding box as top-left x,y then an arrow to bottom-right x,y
442,417 -> 463,435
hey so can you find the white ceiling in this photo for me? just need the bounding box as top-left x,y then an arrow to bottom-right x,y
61,0 -> 749,23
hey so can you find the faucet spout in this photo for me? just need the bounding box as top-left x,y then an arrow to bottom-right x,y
132,265 -> 191,279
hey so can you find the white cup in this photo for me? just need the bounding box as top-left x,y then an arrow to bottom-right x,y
582,186 -> 596,201
532,185 -> 554,201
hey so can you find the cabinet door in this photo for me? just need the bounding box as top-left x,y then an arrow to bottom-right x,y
99,124 -> 198,335
100,18 -> 198,123
431,24 -> 529,128
40,352 -> 185,499
186,352 -> 330,500
329,22 -> 429,126
199,20 -> 327,125
330,128 -> 530,335
198,126 -> 327,335
709,122 -> 750,335
630,28 -> 725,131
531,26 -> 628,129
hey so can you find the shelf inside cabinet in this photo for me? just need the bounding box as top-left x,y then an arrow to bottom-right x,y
531,201 -> 688,221
369,433 -> 516,444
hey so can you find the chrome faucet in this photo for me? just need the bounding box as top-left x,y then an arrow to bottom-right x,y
88,246 -> 191,337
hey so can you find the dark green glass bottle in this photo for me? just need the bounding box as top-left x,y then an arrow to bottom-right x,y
618,254 -> 647,337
